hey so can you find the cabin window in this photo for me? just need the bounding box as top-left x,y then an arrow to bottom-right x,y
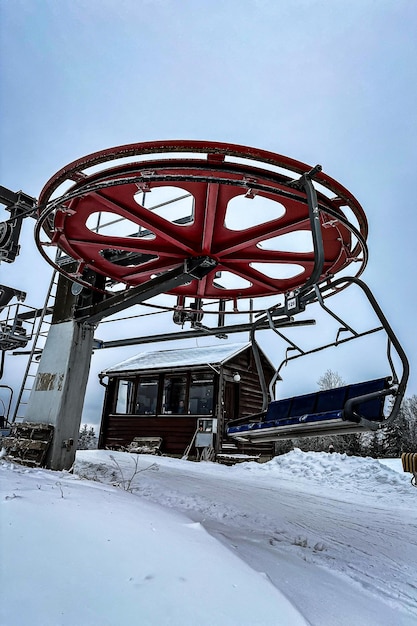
115,379 -> 134,413
134,377 -> 159,415
189,373 -> 214,415
162,375 -> 187,414
112,371 -> 216,416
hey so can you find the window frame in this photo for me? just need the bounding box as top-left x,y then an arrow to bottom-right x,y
111,369 -> 218,417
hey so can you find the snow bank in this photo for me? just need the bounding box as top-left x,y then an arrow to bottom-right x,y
72,449 -> 417,626
0,460 -> 307,626
234,449 -> 414,500
2,449 -> 416,626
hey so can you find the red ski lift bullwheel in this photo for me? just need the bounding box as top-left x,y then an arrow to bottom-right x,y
36,140 -> 368,304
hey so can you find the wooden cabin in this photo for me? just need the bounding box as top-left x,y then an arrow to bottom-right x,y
98,342 -> 276,460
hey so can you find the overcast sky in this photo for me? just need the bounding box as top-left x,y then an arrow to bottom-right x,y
1,0 -> 416,427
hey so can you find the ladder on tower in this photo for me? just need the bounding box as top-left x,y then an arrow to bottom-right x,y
12,269 -> 59,422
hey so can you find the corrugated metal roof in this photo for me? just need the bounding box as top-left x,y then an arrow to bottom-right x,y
102,342 -> 253,375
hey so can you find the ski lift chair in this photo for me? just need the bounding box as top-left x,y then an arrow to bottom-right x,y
227,376 -> 394,442
221,158 -> 408,445
227,276 -> 409,444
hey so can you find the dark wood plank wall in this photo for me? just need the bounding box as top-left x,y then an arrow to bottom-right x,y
225,350 -> 274,417
102,415 -> 197,456
221,349 -> 275,458
98,379 -> 117,449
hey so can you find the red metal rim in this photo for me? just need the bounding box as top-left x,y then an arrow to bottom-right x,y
36,140 -> 368,302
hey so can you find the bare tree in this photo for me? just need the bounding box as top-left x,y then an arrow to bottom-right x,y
317,369 -> 345,390
316,369 -> 362,454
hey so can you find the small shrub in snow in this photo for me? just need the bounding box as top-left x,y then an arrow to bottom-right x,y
109,454 -> 159,492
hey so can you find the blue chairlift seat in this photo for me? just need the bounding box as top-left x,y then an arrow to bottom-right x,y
227,377 -> 393,442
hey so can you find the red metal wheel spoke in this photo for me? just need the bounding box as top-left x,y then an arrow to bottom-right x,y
212,205 -> 310,256
86,189 -> 198,255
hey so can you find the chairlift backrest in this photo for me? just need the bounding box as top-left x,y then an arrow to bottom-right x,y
345,378 -> 389,419
227,376 -> 393,442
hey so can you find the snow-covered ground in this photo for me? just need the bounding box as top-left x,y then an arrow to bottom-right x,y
1,450 -> 416,626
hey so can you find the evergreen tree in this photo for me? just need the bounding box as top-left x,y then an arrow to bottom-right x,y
401,395 -> 417,449
385,403 -> 412,456
274,439 -> 293,456
368,431 -> 384,458
341,433 -> 362,456
78,424 -> 98,450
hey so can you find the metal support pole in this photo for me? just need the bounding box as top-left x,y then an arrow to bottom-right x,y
23,319 -> 95,470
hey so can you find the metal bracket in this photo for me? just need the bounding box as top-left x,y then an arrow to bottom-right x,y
0,285 -> 26,311
0,186 -> 37,263
284,291 -> 306,315
75,256 -> 217,325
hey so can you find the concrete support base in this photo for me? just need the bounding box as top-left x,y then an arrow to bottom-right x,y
24,320 -> 94,470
